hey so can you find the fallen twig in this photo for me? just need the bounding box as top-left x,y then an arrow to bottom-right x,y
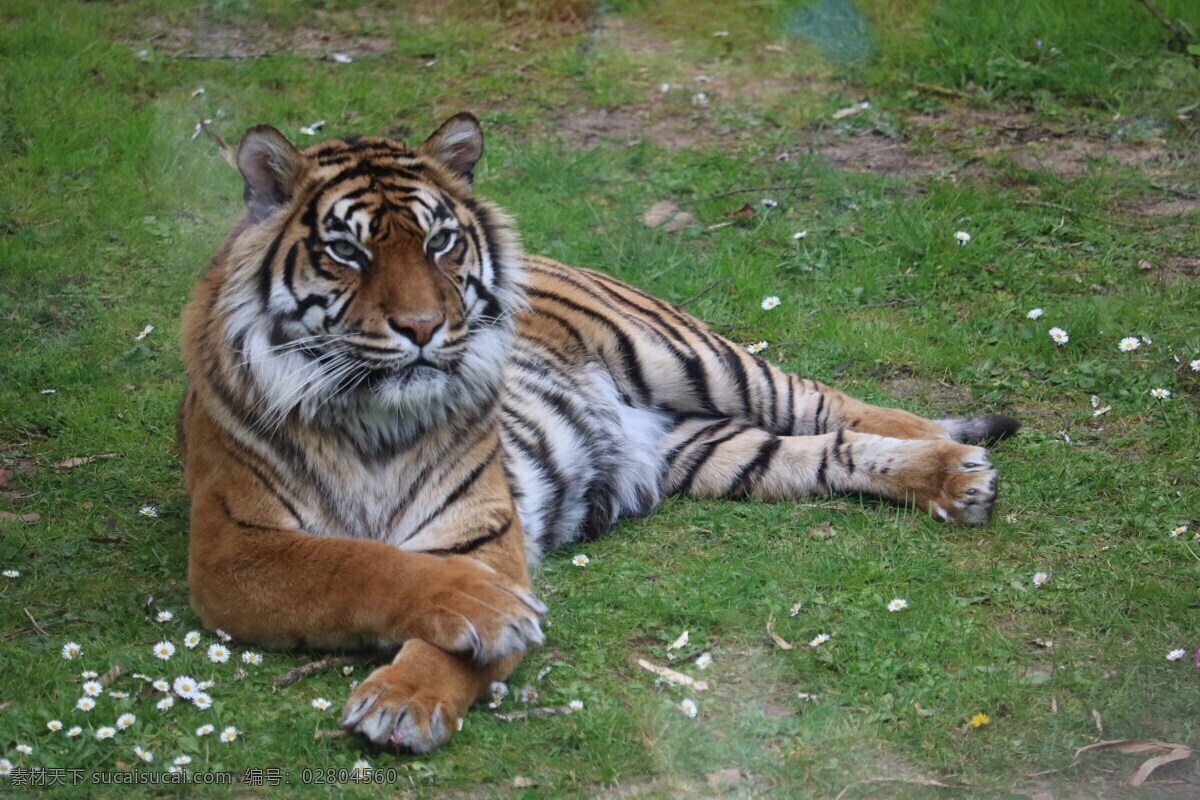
314,729 -> 351,741
633,658 -> 709,691
98,663 -> 125,689
676,278 -> 730,308
765,614 -> 793,650
1134,0 -> 1188,42
273,655 -> 363,693
667,641 -> 718,665
912,81 -> 973,99
493,705 -> 576,722
834,777 -> 972,800
23,608 -> 48,637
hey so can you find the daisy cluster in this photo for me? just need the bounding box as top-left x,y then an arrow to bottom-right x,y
2,612 -> 264,781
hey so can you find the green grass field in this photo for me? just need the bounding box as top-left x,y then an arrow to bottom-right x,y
1,0 -> 1199,796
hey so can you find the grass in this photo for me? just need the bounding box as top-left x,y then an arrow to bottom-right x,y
1,0 -> 1199,796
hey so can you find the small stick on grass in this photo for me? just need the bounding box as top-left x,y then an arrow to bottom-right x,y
98,663 -> 125,689
676,278 -> 730,308
23,607 -> 48,637
633,657 -> 709,691
314,729 -> 351,742
273,656 -> 363,693
667,641 -> 718,665
493,705 -> 576,722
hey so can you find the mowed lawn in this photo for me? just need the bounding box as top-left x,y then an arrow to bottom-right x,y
1,0 -> 1198,797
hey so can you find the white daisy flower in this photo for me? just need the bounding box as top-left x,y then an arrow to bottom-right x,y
207,643 -> 230,663
692,91 -> 709,107
695,653 -> 712,670
174,755 -> 192,766
40,389 -> 56,395
1,569 -> 18,578
954,230 -> 971,245
519,685 -> 538,704
134,324 -> 154,341
1141,335 -> 1152,345
351,759 -> 371,781
808,633 -> 831,647
792,230 -> 808,240
1170,525 -> 1189,538
761,296 -> 781,310
116,713 -> 136,730
191,86 -> 205,97
1026,308 -> 1044,320
198,680 -> 214,691
155,610 -> 173,623
153,641 -> 175,660
196,724 -> 214,736
679,698 -> 698,718
797,691 -> 819,702
1048,327 -> 1068,345
172,676 -> 198,698
76,697 -> 96,712
66,726 -> 82,738
241,651 -> 262,666
179,633 -> 200,651
47,720 -> 63,732
568,700 -> 584,712
83,681 -> 102,697
108,691 -> 128,699
167,766 -> 183,775
15,744 -> 32,756
312,697 -> 332,711
342,666 -> 354,676
215,629 -> 232,643
81,670 -> 98,679
1033,571 -> 1049,588
761,198 -> 778,208
95,726 -> 115,740
1119,337 -> 1141,352
789,602 -> 802,617
1150,388 -> 1171,399
887,598 -> 908,612
61,642 -> 83,660
138,506 -> 158,518
490,681 -> 509,698
219,726 -> 238,743
746,341 -> 769,354
1167,648 -> 1186,661
1190,358 -> 1200,372
1093,405 -> 1112,416
152,679 -> 170,692
0,760 -> 11,777
134,745 -> 153,763
331,52 -> 353,64
572,554 -> 590,567
192,692 -> 212,710
157,696 -> 175,711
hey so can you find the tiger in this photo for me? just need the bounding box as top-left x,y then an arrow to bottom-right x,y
178,112 -> 1019,753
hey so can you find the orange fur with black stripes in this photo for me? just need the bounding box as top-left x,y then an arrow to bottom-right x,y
179,113 -> 1017,752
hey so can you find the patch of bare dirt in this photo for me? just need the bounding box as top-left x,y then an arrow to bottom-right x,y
137,13 -> 391,60
559,107 -> 718,150
880,373 -> 973,411
809,134 -> 954,177
1008,138 -> 1181,178
1123,197 -> 1200,217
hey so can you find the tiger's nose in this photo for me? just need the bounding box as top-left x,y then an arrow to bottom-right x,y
388,314 -> 446,346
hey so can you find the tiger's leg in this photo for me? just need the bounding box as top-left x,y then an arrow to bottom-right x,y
529,262 -> 1017,444
662,417 -> 997,525
342,643 -> 519,753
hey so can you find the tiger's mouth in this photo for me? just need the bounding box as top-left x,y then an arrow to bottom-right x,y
362,357 -> 454,391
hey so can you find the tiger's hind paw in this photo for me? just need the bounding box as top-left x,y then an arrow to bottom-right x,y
923,444 -> 998,527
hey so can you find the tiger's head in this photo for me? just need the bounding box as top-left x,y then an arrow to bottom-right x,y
207,114 -> 524,444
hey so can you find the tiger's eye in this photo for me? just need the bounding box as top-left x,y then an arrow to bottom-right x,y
426,230 -> 452,252
328,241 -> 359,260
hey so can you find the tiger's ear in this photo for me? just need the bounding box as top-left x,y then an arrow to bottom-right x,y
237,126 -> 305,223
419,113 -> 483,183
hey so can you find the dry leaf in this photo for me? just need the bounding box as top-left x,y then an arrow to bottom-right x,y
765,614 -> 793,650
832,101 -> 870,120
0,469 -> 9,488
705,767 -> 744,790
1137,259 -> 1154,271
1074,739 -> 1193,787
729,203 -> 756,219
493,705 -> 575,722
807,522 -> 836,539
643,200 -> 695,233
633,658 -> 709,691
53,453 -> 118,470
0,511 -> 41,524
668,630 -> 689,651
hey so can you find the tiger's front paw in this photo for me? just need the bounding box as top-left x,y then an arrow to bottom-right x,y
341,663 -> 459,752
919,443 -> 997,526
409,555 -> 546,663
